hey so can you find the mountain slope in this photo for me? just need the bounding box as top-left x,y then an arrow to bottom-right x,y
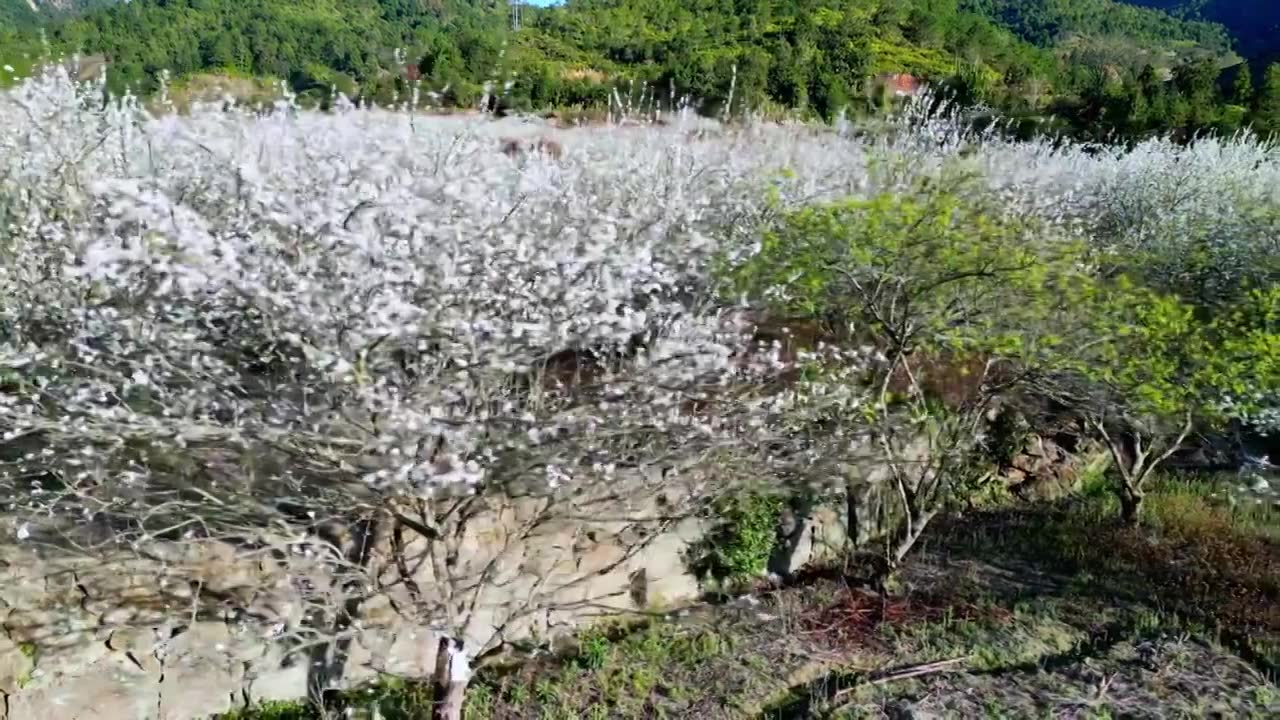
962,0 -> 1231,51
0,0 -> 108,29
1121,1 -> 1280,60
0,0 -> 38,29
4,0 -> 1238,92
0,0 -> 1258,142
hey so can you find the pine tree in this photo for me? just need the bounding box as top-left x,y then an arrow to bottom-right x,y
1231,63 -> 1254,105
1257,63 -> 1280,136
1173,59 -> 1220,129
1137,64 -> 1160,95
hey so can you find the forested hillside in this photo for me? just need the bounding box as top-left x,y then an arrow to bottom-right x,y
1123,1 -> 1280,60
0,0 -> 34,29
962,0 -> 1231,51
0,0 -> 106,29
0,0 -> 1273,140
1,0 -> 1044,106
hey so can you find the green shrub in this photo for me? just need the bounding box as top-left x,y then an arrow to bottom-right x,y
214,700 -> 310,720
689,492 -> 785,584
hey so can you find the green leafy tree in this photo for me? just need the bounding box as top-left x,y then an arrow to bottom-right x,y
200,31 -> 249,71
1038,281 -> 1280,524
726,167 -> 1091,582
947,59 -> 993,107
1172,58 -> 1221,129
806,7 -> 873,119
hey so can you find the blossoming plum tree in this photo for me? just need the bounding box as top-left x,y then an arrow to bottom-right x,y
0,68 -> 864,718
2,63 -> 1280,718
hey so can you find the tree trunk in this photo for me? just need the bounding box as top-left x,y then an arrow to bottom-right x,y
889,506 -> 937,569
768,494 -> 815,578
432,637 -> 471,720
1119,487 -> 1144,526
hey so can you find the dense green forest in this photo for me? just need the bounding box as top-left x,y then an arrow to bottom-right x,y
962,0 -> 1230,51
1,0 -> 1278,140
0,0 -> 34,30
1122,1 -> 1280,60
0,0 -> 108,30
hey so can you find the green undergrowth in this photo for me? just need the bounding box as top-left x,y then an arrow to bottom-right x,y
216,700 -> 310,720
215,617 -> 776,720
759,597 -> 1232,718
931,472 -> 1280,677
687,492 -> 787,588
466,621 -> 749,720
214,677 -> 440,719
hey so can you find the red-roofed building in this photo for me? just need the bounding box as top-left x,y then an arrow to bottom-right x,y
878,73 -> 924,97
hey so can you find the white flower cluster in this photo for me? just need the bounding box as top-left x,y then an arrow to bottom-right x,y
1081,136 -> 1280,432
2,66 -> 1278,540
0,69 -> 884,541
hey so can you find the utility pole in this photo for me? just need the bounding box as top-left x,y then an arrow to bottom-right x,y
510,0 -> 521,31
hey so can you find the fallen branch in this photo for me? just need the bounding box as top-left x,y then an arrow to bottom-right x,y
867,655 -> 971,685
826,655 -> 971,713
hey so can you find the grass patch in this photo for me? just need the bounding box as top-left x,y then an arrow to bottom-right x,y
932,471 -> 1280,677
876,597 -> 1078,672
470,620 -> 742,719
219,618 -> 759,720
154,72 -> 286,114
212,675 -> 442,719
215,700 -> 310,720
1144,473 -> 1280,541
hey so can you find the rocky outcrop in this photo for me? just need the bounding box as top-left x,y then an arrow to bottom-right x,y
0,419 -> 1098,720
1003,433 -> 1110,501
0,455 -> 899,720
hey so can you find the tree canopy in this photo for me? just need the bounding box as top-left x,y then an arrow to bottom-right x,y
0,0 -> 1272,139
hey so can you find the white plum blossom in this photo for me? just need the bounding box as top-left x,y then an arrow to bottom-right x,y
0,67 -> 872,558
1,66 -> 1277,688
